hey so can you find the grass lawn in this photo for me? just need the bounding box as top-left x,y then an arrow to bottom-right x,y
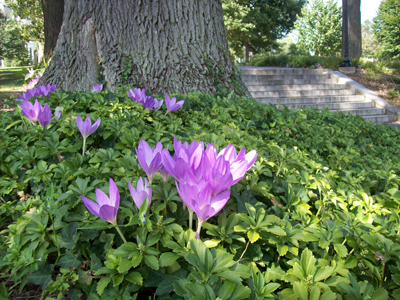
0,67 -> 26,109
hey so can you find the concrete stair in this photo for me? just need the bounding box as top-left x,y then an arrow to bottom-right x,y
239,66 -> 398,124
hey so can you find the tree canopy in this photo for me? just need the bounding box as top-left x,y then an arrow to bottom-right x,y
294,0 -> 342,56
4,0 -> 43,43
222,0 -> 305,57
373,0 -> 400,59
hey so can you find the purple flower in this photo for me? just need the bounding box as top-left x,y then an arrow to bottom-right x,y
286,63 -> 289,68
165,93 -> 184,113
81,178 -> 120,224
127,88 -> 146,103
128,177 -> 152,211
19,99 -> 42,124
136,140 -> 163,183
358,65 -> 362,69
217,144 -> 258,184
92,84 -> 103,92
176,173 -> 230,238
76,115 -> 101,139
16,84 -> 57,102
28,76 -> 40,87
153,99 -> 163,110
38,103 -> 52,127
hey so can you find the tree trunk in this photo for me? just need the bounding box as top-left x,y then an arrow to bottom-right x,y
39,0 -> 250,96
41,0 -> 64,59
342,0 -> 362,59
245,42 -> 249,62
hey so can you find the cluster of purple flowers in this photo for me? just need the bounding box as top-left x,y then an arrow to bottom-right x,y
17,85 -> 59,128
127,88 -> 184,113
16,84 -> 57,102
81,137 -> 257,240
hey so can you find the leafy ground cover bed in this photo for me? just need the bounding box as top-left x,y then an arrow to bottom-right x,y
1,84 -> 400,299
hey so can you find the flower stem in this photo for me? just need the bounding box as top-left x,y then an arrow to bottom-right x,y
82,137 -> 87,157
196,220 -> 203,239
189,210 -> 193,230
114,224 -> 127,243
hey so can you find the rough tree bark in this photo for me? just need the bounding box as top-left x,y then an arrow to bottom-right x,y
41,0 -> 64,59
342,0 -> 362,59
39,0 -> 250,96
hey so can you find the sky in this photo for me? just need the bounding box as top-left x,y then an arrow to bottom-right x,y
337,0 -> 382,23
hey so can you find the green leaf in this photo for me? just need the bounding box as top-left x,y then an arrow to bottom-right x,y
125,271 -> 143,285
117,259 -> 133,273
320,291 -> 338,300
112,274 -> 124,286
159,252 -> 181,267
218,281 -> 235,300
155,269 -> 187,295
96,277 -> 112,296
293,282 -> 308,300
371,289 -> 389,300
144,255 -> 159,270
333,243 -> 348,258
309,286 -> 321,300
90,253 -> 102,271
218,270 -> 242,285
248,230 -> 260,243
265,265 -> 285,281
27,264 -> 54,289
204,239 -> 220,248
229,285 -> 251,300
57,252 -> 82,268
62,222 -> 78,249
314,267 -> 334,282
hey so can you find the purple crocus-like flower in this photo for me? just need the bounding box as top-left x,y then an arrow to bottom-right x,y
76,115 -> 101,139
358,65 -> 362,69
162,137 -> 204,181
165,93 -> 184,113
16,84 -> 57,102
19,99 -> 42,124
213,144 -> 258,184
38,103 -> 52,127
128,177 -> 152,211
81,178 -> 120,224
153,99 -> 163,110
92,84 -> 103,92
27,76 -> 40,87
176,173 -> 230,238
136,140 -> 163,183
127,88 -> 146,103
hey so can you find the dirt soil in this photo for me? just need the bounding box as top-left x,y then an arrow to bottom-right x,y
345,69 -> 400,109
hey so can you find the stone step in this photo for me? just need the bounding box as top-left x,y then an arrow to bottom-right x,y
363,114 -> 398,124
251,89 -> 356,98
262,101 -> 374,110
243,78 -> 338,86
242,74 -> 331,81
239,67 -> 330,75
258,95 -> 365,105
247,84 -> 346,92
330,108 -> 386,116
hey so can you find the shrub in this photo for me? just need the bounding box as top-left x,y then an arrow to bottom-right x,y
2,86 -> 400,299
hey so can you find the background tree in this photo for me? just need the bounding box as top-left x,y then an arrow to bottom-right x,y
39,0 -> 250,96
373,0 -> 400,59
5,0 -> 43,43
362,19 -> 381,58
222,0 -> 305,61
0,12 -> 30,65
5,0 -> 64,59
294,0 -> 342,56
